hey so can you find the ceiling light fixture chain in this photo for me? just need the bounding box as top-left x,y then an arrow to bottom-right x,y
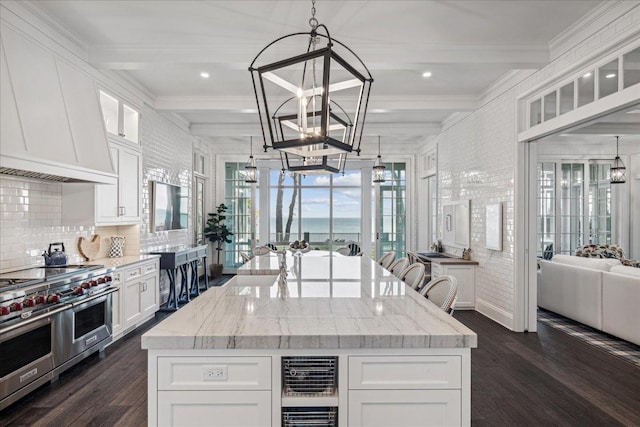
249,0 -> 373,175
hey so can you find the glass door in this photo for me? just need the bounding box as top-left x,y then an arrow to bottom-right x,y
375,162 -> 407,260
268,170 -> 362,251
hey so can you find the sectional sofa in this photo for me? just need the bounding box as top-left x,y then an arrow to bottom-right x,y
538,254 -> 640,345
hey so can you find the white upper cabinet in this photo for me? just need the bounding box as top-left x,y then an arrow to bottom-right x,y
99,90 -> 140,145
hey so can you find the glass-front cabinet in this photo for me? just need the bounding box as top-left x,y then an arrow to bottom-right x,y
99,90 -> 140,145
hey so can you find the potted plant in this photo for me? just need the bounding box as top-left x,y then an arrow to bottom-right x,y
204,203 -> 233,278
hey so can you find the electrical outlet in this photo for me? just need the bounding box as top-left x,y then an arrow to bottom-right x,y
203,366 -> 228,381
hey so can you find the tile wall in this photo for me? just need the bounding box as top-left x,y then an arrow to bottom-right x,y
424,3 -> 640,328
139,105 -> 195,301
0,175 -> 137,272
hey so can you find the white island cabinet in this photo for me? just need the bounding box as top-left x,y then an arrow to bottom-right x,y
142,254 -> 476,427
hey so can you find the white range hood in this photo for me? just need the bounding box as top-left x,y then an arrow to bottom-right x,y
0,25 -> 116,185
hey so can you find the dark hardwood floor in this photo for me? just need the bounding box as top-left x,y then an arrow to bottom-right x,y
2,310 -> 639,426
456,311 -> 640,427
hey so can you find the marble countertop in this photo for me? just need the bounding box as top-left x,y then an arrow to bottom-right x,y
142,255 -> 477,350
84,254 -> 160,268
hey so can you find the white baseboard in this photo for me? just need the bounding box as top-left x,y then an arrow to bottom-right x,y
475,298 -> 514,330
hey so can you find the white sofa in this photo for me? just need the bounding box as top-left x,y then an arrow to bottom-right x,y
538,255 -> 640,345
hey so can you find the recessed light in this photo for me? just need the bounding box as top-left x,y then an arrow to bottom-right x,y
200,72 -> 210,79
422,71 -> 432,78
605,73 -> 616,79
582,72 -> 592,78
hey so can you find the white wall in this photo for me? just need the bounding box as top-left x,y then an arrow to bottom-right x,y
420,2 -> 640,329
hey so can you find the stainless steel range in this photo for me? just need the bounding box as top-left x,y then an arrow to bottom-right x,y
0,265 -> 117,410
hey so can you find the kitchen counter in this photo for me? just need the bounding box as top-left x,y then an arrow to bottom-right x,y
142,265 -> 476,350
418,252 -> 479,265
83,254 -> 160,268
142,254 -> 475,426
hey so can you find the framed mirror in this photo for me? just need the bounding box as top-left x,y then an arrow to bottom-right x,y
442,200 -> 470,248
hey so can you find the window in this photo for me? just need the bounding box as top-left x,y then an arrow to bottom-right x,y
268,170 -> 362,251
224,162 -> 257,268
588,164 -> 611,245
537,160 -> 612,257
378,162 -> 406,258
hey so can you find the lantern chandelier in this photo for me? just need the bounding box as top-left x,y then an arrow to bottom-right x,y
610,135 -> 626,184
249,0 -> 373,175
372,136 -> 386,183
245,136 -> 258,184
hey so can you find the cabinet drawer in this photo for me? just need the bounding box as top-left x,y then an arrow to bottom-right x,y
158,356 -> 271,391
112,271 -> 123,285
348,389 -> 461,427
432,263 -> 443,278
142,261 -> 158,275
158,390 -> 271,427
348,355 -> 461,390
125,266 -> 142,280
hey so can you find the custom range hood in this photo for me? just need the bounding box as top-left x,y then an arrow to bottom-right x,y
0,25 -> 116,185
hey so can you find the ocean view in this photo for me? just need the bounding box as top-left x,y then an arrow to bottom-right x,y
270,217 -> 361,234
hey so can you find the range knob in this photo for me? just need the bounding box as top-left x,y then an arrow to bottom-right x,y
81,282 -> 91,289
36,295 -> 46,304
97,277 -> 106,284
10,302 -> 23,312
47,294 -> 61,303
105,276 -> 113,282
74,287 -> 85,296
0,306 -> 10,316
24,298 -> 37,308
90,280 -> 99,287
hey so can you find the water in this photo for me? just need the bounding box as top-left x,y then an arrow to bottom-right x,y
270,218 -> 360,234
269,217 -> 362,244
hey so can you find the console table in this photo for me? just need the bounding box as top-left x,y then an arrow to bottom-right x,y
149,244 -> 208,311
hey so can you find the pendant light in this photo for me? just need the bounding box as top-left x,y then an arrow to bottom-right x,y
610,136 -> 626,184
372,136 -> 386,183
249,0 -> 373,175
245,136 -> 258,184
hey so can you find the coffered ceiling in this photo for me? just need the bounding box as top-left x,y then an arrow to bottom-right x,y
30,0 -> 603,147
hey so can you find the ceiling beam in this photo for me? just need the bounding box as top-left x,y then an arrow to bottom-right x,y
190,121 -> 442,137
89,43 -> 549,70
155,95 -> 478,112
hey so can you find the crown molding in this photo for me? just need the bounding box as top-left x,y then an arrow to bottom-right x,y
2,1 -> 89,60
549,1 -> 640,61
479,70 -> 537,105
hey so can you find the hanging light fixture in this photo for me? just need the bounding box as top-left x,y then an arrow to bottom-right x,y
245,136 -> 258,184
610,136 -> 626,184
249,0 -> 373,175
372,136 -> 385,183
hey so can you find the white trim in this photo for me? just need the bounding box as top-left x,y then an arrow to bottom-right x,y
475,298 -> 514,330
549,1 -> 640,61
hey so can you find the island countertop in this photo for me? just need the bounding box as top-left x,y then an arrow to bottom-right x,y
142,254 -> 477,350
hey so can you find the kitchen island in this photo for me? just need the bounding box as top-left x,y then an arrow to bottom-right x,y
142,253 -> 477,426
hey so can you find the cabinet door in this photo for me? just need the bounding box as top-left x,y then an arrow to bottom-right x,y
118,147 -> 141,221
111,279 -> 123,338
348,389 -> 461,427
122,103 -> 139,144
140,271 -> 159,317
123,275 -> 142,329
157,391 -> 271,427
444,265 -> 475,309
95,146 -> 120,223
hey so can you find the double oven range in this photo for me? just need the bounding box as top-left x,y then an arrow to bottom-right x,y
0,265 -> 116,410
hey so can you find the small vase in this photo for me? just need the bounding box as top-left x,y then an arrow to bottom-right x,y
109,236 -> 125,258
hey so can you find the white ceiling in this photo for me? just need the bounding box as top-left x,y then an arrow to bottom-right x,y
33,0 -> 603,147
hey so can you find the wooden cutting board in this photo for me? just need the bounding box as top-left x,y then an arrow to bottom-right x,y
78,235 -> 101,261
